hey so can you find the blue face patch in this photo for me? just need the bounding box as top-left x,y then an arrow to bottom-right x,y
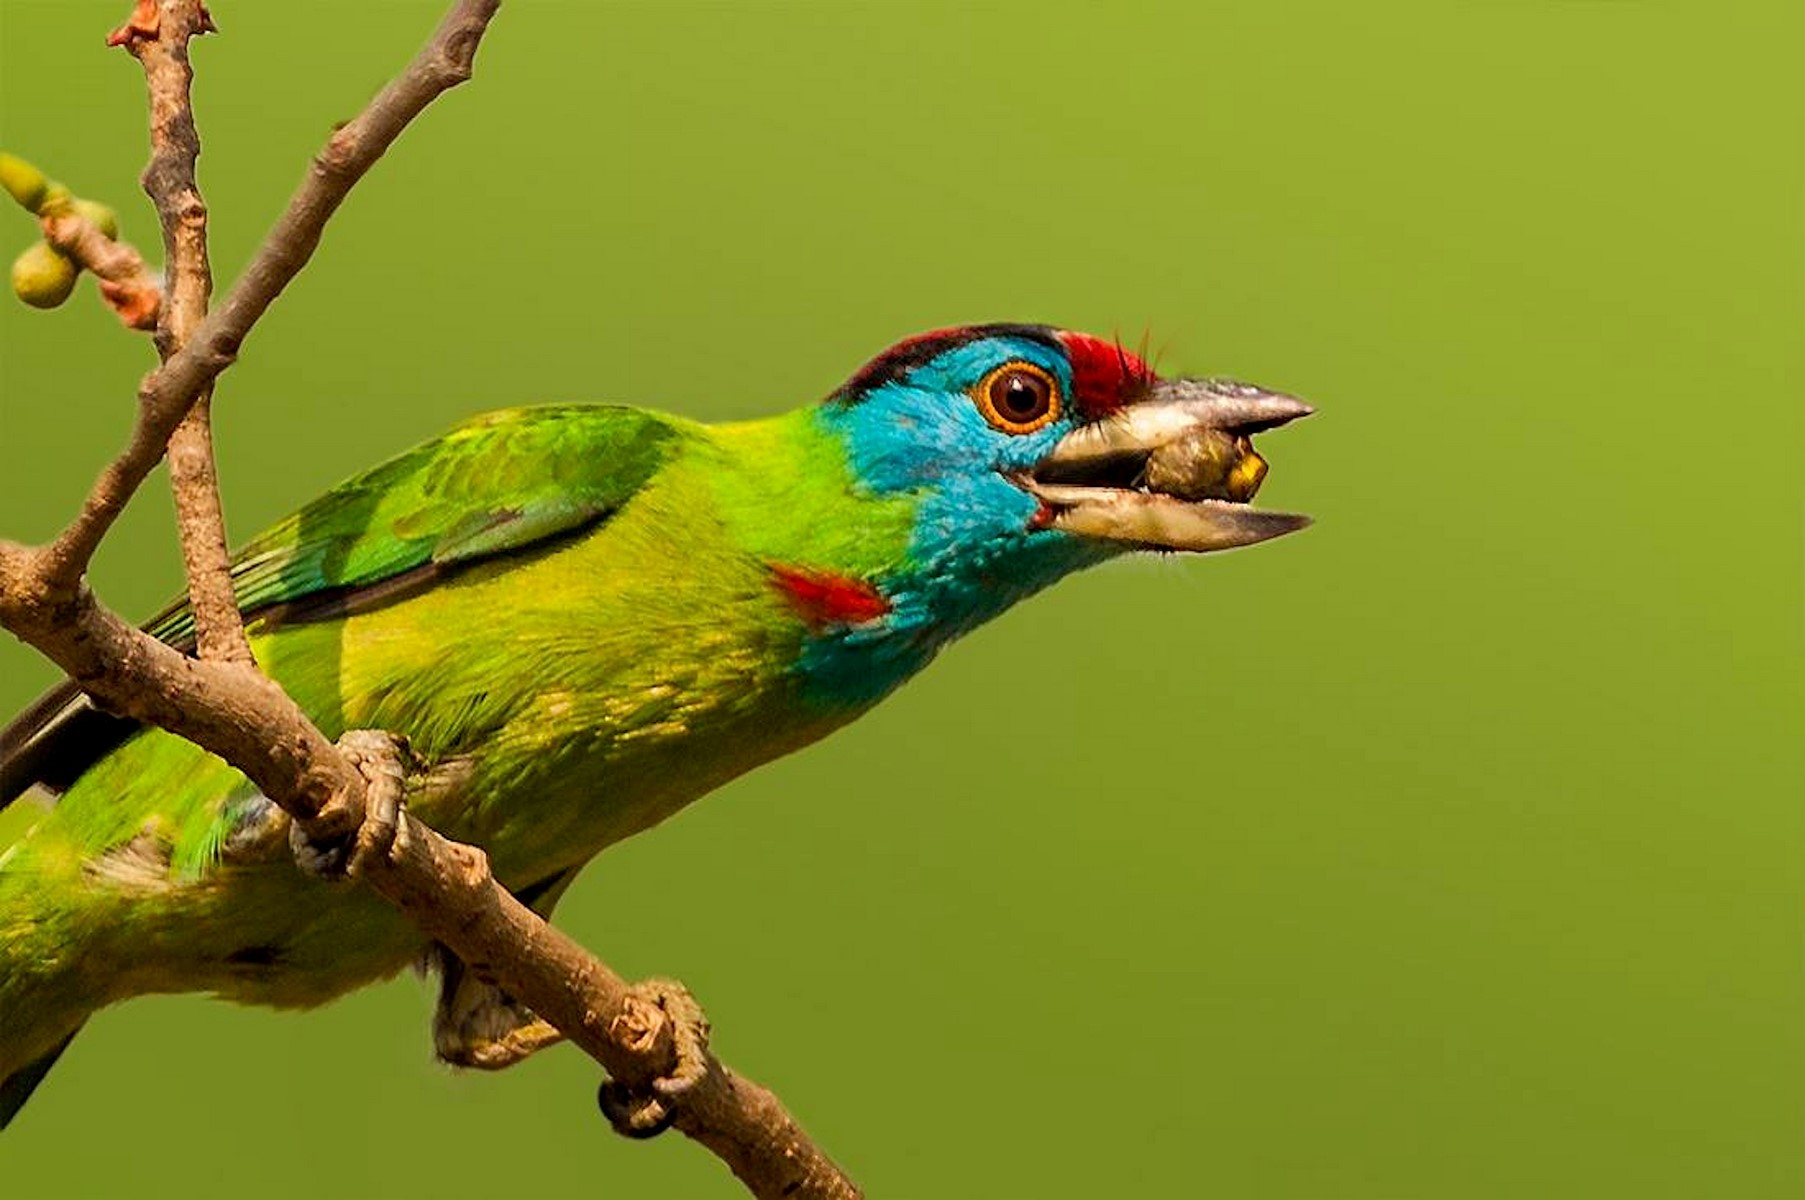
804,335 -> 1122,703
825,335 -> 1077,487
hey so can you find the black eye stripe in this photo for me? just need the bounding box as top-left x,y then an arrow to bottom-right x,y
827,324 -> 1063,405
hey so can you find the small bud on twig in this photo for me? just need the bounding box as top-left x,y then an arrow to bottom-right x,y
0,153 -> 51,212
0,150 -> 159,326
11,241 -> 79,308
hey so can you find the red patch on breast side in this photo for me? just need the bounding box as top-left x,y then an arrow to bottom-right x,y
1057,331 -> 1155,416
769,564 -> 892,628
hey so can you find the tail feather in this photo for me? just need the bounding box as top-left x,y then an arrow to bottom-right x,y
0,1024 -> 80,1130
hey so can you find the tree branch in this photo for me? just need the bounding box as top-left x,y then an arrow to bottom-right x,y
0,3 -> 862,1196
122,0 -> 251,667
38,208 -> 162,328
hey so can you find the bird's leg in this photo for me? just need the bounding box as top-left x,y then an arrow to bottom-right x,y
271,732 -> 711,1124
279,737 -> 582,1071
427,865 -> 582,1070
429,947 -> 567,1070
277,733 -> 564,1067
597,978 -> 713,1139
277,732 -> 566,1067
285,729 -> 410,881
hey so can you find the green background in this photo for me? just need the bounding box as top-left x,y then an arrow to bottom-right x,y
2,2 -> 1800,1196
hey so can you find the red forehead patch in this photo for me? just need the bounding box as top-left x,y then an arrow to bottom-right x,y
1056,332 -> 1155,416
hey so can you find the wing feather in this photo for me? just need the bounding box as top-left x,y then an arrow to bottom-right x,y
1,404 -> 685,807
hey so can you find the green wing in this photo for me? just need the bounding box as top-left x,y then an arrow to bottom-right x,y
146,404 -> 684,644
1,403 -> 687,803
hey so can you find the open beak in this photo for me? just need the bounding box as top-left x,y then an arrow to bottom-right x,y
1016,378 -> 1314,552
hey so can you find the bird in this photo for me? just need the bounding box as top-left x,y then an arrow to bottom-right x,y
0,322 -> 1312,1127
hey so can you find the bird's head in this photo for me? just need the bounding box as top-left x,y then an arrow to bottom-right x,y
764,323 -> 1315,699
817,324 -> 1312,592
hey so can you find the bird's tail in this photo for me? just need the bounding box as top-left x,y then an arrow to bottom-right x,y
0,823 -> 123,1130
0,1026 -> 80,1130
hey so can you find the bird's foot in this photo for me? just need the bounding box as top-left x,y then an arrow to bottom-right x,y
432,951 -> 568,1070
597,978 -> 713,1139
439,1011 -> 565,1070
288,729 -> 411,882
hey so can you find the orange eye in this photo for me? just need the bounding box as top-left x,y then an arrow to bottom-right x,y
974,362 -> 1060,434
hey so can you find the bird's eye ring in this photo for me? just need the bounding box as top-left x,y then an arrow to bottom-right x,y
973,362 -> 1060,434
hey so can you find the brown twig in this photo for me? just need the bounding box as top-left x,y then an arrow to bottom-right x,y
0,3 -> 862,1196
35,208 -> 162,328
121,0 -> 249,667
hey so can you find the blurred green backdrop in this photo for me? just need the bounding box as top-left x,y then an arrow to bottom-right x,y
2,2 -> 1801,1197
